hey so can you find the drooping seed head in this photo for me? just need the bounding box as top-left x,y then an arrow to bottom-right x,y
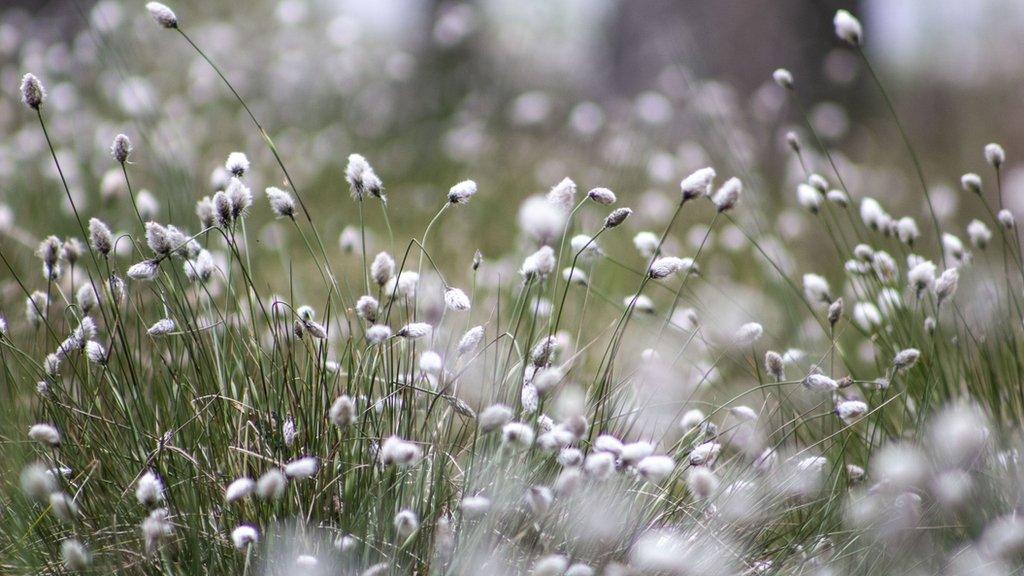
345,153 -> 385,201
587,187 -> 616,205
146,2 -> 178,28
772,68 -> 794,90
444,287 -> 471,311
802,273 -> 831,305
366,324 -> 392,344
998,209 -> 1015,229
520,245 -> 556,280
128,260 -> 160,281
256,469 -> 287,500
84,341 -> 107,364
20,73 -> 46,109
380,436 -> 422,467
447,179 -> 477,204
967,219 -> 992,249
680,167 -> 716,201
833,10 -> 863,46
935,267 -> 960,305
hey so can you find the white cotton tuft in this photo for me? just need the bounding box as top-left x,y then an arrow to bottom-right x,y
587,187 -> 616,205
984,143 -> 1005,168
680,167 -> 717,201
28,423 -> 61,447
329,395 -> 357,427
231,525 -> 258,549
136,471 -> 164,507
146,2 -> 178,28
444,287 -> 471,311
447,180 -> 477,204
284,456 -> 319,479
225,152 -> 250,177
772,68 -> 794,90
546,177 -> 577,210
225,477 -> 255,504
711,177 -> 742,212
520,246 -> 556,280
397,322 -> 432,339
266,187 -> 296,218
833,10 -> 863,46
457,325 -> 484,355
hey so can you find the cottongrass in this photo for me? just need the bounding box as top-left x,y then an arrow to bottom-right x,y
2,5 -> 1024,576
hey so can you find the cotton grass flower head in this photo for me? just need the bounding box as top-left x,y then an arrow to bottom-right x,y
285,457 -> 318,479
371,252 -> 395,286
457,325 -> 484,355
355,295 -> 379,321
603,207 -> 632,228
518,196 -> 566,245
998,209 -> 1015,229
893,348 -> 920,372
833,9 -> 863,45
765,351 -> 785,381
680,167 -> 716,201
960,173 -> 982,194
896,216 -> 919,245
225,152 -> 249,177
366,324 -> 392,344
908,260 -> 936,298
225,477 -> 255,504
447,179 -> 477,204
479,404 -> 512,432
444,287 -> 471,311
734,322 -> 763,345
381,436 -> 422,467
687,467 -> 719,500
329,395 -> 356,428
547,177 -> 576,210
384,271 -> 419,299
802,273 -> 831,305
266,187 -> 296,218
967,219 -> 992,249
985,143 -> 1005,168
231,525 -> 259,549
111,133 -> 132,163
146,2 -> 178,28
28,423 -> 61,447
712,177 -> 742,212
836,400 -> 869,423
520,245 -> 556,280
345,153 -> 384,201
61,539 -> 90,571
935,267 -> 959,305
587,187 -> 616,205
394,509 -> 419,539
397,322 -> 431,339
85,341 -> 107,365
88,218 -> 113,256
460,495 -> 491,519
649,256 -> 696,279
256,469 -> 287,500
136,471 -> 164,507
772,68 -> 794,90
534,554 -> 570,576
633,231 -> 660,258
20,73 -> 46,109
502,422 -> 535,448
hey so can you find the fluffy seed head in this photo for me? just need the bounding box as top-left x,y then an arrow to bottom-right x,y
28,423 -> 61,447
836,400 -> 868,423
284,456 -> 318,479
381,436 -> 422,467
712,177 -> 742,212
804,373 -> 838,392
985,143 -> 1005,168
266,187 -> 296,218
448,180 -> 477,204
802,273 -> 831,305
136,471 -> 164,507
797,183 -> 822,213
680,167 -> 716,201
547,177 -> 577,210
20,73 -> 46,109
734,322 -> 763,344
935,267 -> 959,305
687,467 -> 719,500
520,245 -> 556,279
366,324 -> 392,344
231,525 -> 258,549
587,187 -> 616,205
394,509 -> 419,538
967,219 -> 992,249
225,477 -> 255,504
649,256 -> 696,280
457,325 -> 484,355
502,422 -> 535,448
89,218 -> 113,256
765,351 -> 785,381
85,341 -> 107,364
772,68 -> 794,89
111,133 -> 132,163
61,539 -> 90,571
828,297 -> 844,326
961,173 -> 982,194
397,322 -> 432,339
460,495 -> 491,519
128,260 -> 159,281
256,469 -> 287,499
444,287 -> 471,311
371,252 -> 395,286
893,348 -> 921,371
345,154 -> 384,201
603,207 -> 632,228
329,395 -> 357,428
146,2 -> 178,28
998,209 -> 1015,229
833,10 -> 863,45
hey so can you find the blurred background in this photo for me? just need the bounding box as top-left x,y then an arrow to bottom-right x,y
2,0 -> 1024,296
